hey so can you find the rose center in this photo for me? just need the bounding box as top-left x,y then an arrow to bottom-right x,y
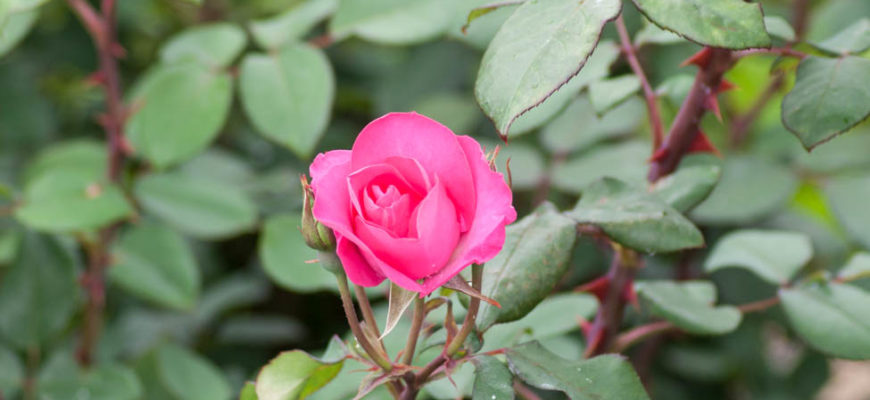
362,183 -> 418,237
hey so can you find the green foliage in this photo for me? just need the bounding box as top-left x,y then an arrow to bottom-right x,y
782,56 -> 870,149
109,223 -> 201,310
471,356 -> 514,400
475,0 -> 620,136
780,283 -> 870,359
630,0 -> 770,48
568,177 -> 704,253
635,281 -> 741,335
705,230 -> 813,285
4,0 -> 870,399
0,232 -> 79,350
240,44 -> 335,159
476,203 -> 577,331
505,341 -> 650,400
255,338 -> 345,400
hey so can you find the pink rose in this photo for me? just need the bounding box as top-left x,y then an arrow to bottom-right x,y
309,112 -> 516,295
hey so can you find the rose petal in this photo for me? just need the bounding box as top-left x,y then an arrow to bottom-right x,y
347,163 -> 422,220
335,233 -> 384,286
351,112 -> 476,231
420,135 -> 517,294
354,179 -> 460,280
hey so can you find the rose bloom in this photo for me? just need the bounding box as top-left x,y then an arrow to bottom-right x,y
309,112 -> 516,295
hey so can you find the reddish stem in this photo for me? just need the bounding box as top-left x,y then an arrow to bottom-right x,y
648,48 -> 735,181
615,15 -> 665,151
584,247 -> 638,357
66,0 -> 126,366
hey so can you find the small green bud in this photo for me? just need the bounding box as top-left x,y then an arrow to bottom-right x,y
300,175 -> 335,251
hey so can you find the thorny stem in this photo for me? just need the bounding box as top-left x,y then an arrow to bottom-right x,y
612,295 -> 782,352
401,265 -> 484,399
66,0 -> 125,366
335,271 -> 393,371
615,15 -> 665,151
648,48 -> 735,181
354,285 -> 386,354
402,297 -> 426,366
585,246 -> 639,357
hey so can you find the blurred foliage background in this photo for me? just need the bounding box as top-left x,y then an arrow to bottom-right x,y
2,0 -> 870,399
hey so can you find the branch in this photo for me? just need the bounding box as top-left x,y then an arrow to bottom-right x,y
335,271 -> 393,371
615,15 -> 665,150
648,48 -> 735,181
68,0 -> 126,366
584,245 -> 640,357
611,295 -> 781,352
401,297 -> 426,366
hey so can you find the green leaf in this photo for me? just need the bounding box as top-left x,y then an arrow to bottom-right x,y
217,315 -> 306,346
635,281 -> 741,335
505,341 -> 650,400
239,44 -> 334,159
135,172 -> 258,239
241,382 -> 259,400
690,156 -> 797,225
781,56 -> 870,150
567,177 -> 704,253
589,75 -> 641,115
15,169 -> 133,232
126,62 -> 233,168
477,203 -> 577,331
160,23 -> 246,68
780,283 -> 870,359
157,344 -> 231,400
256,338 -> 345,400
38,357 -> 143,400
481,293 -> 597,352
0,345 -> 23,398
412,93 -> 481,134
109,223 -> 200,311
329,0 -> 458,45
551,140 -> 648,193
651,154 -> 722,213
633,20 -> 682,46
839,252 -> 870,281
259,214 -> 337,293
463,1 -> 523,33
384,283 -> 416,339
508,41 -> 620,137
542,95 -> 645,154
814,18 -> 870,54
0,232 -> 78,350
630,0 -> 770,49
251,0 -> 338,50
23,139 -> 106,184
764,16 -> 796,42
471,356 -> 514,400
475,0 -> 621,136
448,0 -> 519,51
704,230 -> 812,285
0,6 -> 38,57
826,174 -> 870,250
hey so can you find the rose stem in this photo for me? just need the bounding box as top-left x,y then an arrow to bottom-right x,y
353,285 -> 388,355
65,0 -> 126,367
335,271 -> 393,371
615,14 -> 665,151
401,296 -> 426,366
401,264 -> 484,398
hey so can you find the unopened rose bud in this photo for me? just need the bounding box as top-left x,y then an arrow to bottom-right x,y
301,175 -> 335,251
